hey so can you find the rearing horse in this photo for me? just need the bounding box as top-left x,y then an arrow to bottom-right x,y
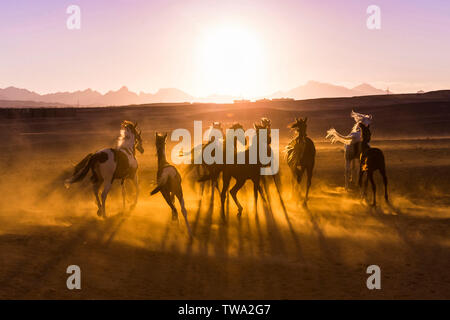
65,120 -> 144,217
326,110 -> 372,189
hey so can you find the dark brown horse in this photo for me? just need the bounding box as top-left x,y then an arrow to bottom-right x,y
285,117 -> 316,206
358,123 -> 389,207
219,122 -> 269,219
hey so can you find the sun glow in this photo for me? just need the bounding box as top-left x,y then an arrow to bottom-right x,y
196,25 -> 267,98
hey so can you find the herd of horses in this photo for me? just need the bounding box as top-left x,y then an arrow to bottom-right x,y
65,111 -> 389,236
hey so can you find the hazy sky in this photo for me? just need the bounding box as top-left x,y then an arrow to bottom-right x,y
1,0 -> 449,97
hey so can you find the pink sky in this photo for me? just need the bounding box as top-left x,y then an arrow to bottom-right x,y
1,0 -> 449,98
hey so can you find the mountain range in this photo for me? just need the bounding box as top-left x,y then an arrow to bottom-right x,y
0,81 -> 389,106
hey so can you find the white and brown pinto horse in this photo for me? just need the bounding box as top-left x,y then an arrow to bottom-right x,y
65,121 -> 144,217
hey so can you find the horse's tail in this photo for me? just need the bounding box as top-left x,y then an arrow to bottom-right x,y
150,186 -> 161,195
326,128 -> 352,145
197,174 -> 212,182
64,153 -> 94,188
182,162 -> 197,177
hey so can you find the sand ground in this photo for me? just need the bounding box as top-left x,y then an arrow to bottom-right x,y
0,103 -> 449,299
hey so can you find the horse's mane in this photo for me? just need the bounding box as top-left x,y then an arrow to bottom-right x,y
117,121 -> 137,148
351,110 -> 372,132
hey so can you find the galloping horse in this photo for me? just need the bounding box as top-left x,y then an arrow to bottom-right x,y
65,121 -> 144,217
285,117 -> 316,206
183,121 -> 224,197
357,123 -> 389,207
220,122 -> 268,218
150,133 -> 192,236
326,110 -> 372,189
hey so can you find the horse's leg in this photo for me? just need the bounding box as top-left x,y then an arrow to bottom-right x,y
220,172 -> 231,219
368,170 -> 376,207
380,167 -> 389,203
161,189 -> 178,220
304,166 -> 313,206
210,178 -> 215,204
351,158 -> 357,186
358,166 -> 364,198
121,179 -> 126,212
363,171 -> 369,200
253,181 -> 259,212
230,178 -> 246,217
100,178 -> 113,218
214,170 -> 221,194
258,183 -> 266,204
130,174 -> 139,211
93,182 -> 102,216
344,157 -> 350,190
175,188 -> 192,237
290,170 -> 296,200
295,167 -> 306,205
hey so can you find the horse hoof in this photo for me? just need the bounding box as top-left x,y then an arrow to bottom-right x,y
237,210 -> 242,218
97,209 -> 102,217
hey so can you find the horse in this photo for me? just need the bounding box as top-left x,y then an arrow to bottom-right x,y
219,122 -> 268,219
183,121 -> 225,198
65,120 -> 144,218
150,132 -> 192,236
326,110 -> 372,189
285,117 -> 316,207
357,123 -> 389,207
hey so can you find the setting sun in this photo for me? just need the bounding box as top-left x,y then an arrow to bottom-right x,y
196,25 -> 267,98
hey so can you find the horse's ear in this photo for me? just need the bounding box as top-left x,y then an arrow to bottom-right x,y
164,132 -> 168,140
304,117 -> 308,123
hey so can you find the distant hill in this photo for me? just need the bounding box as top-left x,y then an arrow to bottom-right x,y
352,83 -> 387,95
272,81 -> 388,100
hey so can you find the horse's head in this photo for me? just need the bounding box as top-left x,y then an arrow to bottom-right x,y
121,120 -> 144,154
229,122 -> 244,131
351,110 -> 372,126
134,126 -> 144,154
212,121 -> 222,130
253,122 -> 272,147
260,117 -> 271,129
155,132 -> 168,152
288,117 -> 308,137
253,123 -> 264,132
